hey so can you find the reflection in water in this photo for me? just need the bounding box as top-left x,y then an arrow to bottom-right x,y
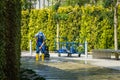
21,56 -> 120,80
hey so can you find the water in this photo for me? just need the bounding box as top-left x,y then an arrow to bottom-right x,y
21,56 -> 120,80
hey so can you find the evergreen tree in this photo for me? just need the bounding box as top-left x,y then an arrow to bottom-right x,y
0,0 -> 21,80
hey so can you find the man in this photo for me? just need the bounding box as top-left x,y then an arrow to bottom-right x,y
35,31 -> 46,61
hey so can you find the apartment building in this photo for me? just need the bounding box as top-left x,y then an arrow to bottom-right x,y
32,0 -> 52,9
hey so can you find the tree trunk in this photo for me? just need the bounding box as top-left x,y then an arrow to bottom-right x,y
0,0 -> 21,80
0,1 -> 6,79
43,0 -> 45,8
48,0 -> 49,7
114,0 -> 119,60
114,1 -> 118,50
56,22 -> 59,50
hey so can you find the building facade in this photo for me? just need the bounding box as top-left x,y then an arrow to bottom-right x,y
32,0 -> 52,9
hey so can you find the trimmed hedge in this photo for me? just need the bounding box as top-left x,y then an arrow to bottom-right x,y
21,5 -> 120,51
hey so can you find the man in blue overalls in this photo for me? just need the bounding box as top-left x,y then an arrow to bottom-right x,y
35,31 -> 46,61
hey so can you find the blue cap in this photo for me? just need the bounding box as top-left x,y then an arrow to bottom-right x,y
38,32 -> 43,36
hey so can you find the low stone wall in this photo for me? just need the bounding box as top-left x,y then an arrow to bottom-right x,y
92,49 -> 113,59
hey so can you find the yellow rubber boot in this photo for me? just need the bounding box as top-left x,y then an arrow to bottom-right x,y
36,54 -> 39,61
42,54 -> 45,61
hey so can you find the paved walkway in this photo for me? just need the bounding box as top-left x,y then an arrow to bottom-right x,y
21,51 -> 120,80
21,51 -> 120,71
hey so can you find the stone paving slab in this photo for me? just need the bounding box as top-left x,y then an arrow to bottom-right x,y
21,51 -> 120,80
21,51 -> 120,71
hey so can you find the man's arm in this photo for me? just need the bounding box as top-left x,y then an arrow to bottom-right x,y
39,40 -> 45,49
39,33 -> 46,49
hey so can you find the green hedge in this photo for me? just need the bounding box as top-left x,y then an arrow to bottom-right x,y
21,5 -> 120,51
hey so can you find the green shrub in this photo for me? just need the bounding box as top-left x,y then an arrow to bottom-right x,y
21,5 -> 120,51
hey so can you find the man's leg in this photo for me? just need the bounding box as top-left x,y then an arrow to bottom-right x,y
41,53 -> 45,61
36,46 -> 40,61
41,46 -> 45,61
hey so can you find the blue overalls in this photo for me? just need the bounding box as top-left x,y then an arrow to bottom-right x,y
35,32 -> 45,54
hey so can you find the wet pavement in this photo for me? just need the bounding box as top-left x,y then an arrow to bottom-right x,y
21,52 -> 120,80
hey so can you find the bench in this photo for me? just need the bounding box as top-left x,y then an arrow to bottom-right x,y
92,49 -> 120,60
